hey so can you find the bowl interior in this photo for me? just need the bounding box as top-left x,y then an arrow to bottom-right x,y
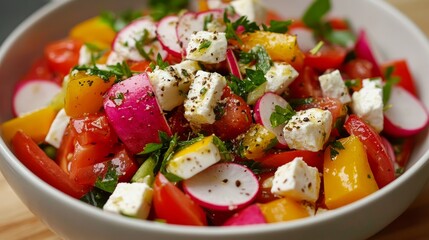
1,0 -> 429,240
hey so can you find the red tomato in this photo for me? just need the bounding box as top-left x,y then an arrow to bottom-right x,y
153,173 -> 207,226
255,171 -> 280,203
70,113 -> 118,146
212,88 -> 252,140
288,66 -> 323,98
294,97 -> 346,127
11,131 -> 89,198
167,106 -> 192,140
72,147 -> 138,185
129,60 -> 152,72
56,125 -> 76,174
327,18 -> 350,30
393,137 -> 414,168
260,150 -> 324,172
304,45 -> 347,72
44,38 -> 83,76
344,114 -> 395,188
381,59 -> 418,97
21,57 -> 63,85
69,141 -> 116,176
342,58 -> 375,83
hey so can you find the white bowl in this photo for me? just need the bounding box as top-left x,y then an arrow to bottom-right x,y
1,0 -> 429,239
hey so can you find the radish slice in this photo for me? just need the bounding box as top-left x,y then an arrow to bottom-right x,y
176,12 -> 201,53
381,136 -> 396,164
254,92 -> 289,148
103,73 -> 172,155
383,85 -> 429,137
112,18 -> 157,61
157,15 -> 182,58
223,204 -> 266,226
226,49 -> 242,79
289,27 -> 317,52
354,29 -> 382,77
182,162 -> 259,211
13,79 -> 61,117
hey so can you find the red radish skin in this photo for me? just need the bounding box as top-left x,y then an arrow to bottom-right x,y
355,29 -> 382,77
13,79 -> 62,117
157,15 -> 182,58
183,162 -> 259,211
384,86 -> 429,137
112,18 -> 158,61
103,73 -> 172,155
226,49 -> 242,79
223,204 -> 266,226
254,92 -> 289,148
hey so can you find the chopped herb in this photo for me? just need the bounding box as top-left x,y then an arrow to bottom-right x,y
309,41 -> 324,55
270,104 -> 296,128
214,101 -> 227,120
139,143 -> 163,155
198,39 -> 212,50
200,87 -> 208,95
395,167 -> 405,177
149,53 -> 170,71
262,20 -> 292,33
302,0 -> 331,29
224,14 -> 260,43
73,61 -> 133,82
228,69 -> 267,100
330,140 -> 345,159
212,135 -> 232,161
95,163 -> 119,193
100,10 -> 143,32
176,134 -> 205,151
149,0 -> 189,21
84,43 -> 108,65
289,98 -> 315,108
237,160 -> 265,174
203,14 -> 214,31
239,46 -> 272,73
136,37 -> 153,61
383,66 -> 400,105
80,188 -> 110,208
344,79 -> 360,89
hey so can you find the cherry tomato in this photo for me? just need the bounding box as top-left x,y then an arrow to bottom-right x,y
56,125 -> 76,174
153,173 -> 207,226
167,106 -> 192,140
342,58 -> 375,83
70,113 -> 118,146
44,38 -> 83,76
294,97 -> 347,127
344,114 -> 395,188
327,18 -> 350,30
304,45 -> 347,72
381,59 -> 418,97
212,87 -> 252,140
288,66 -> 323,98
21,57 -> 63,85
260,150 -> 324,172
11,131 -> 89,198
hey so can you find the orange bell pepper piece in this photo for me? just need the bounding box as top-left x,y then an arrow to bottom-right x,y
259,198 -> 309,223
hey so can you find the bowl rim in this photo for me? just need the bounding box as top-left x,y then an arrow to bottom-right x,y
1,0 -> 429,237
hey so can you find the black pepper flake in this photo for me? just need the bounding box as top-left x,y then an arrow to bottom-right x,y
235,180 -> 241,187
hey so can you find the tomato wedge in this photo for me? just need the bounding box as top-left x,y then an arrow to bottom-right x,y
153,173 -> 207,226
381,59 -> 418,97
44,38 -> 83,76
11,131 -> 89,198
304,45 -> 347,72
260,150 -> 324,172
288,66 -> 323,98
344,114 -> 395,188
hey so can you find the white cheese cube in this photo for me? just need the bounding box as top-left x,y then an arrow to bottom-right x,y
351,78 -> 384,132
184,70 -> 226,125
265,62 -> 299,95
283,108 -> 332,152
319,70 -> 351,104
167,135 -> 221,179
103,182 -> 153,219
45,109 -> 70,148
171,60 -> 201,83
230,0 -> 267,23
186,31 -> 227,64
271,157 -> 321,203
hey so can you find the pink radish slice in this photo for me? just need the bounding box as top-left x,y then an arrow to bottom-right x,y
13,79 -> 61,117
176,12 -> 201,53
182,162 -> 259,211
103,73 -> 172,155
354,29 -> 382,77
157,15 -> 182,58
289,27 -> 317,52
383,85 -> 429,137
112,18 -> 157,61
226,49 -> 242,79
254,92 -> 289,148
223,204 -> 266,226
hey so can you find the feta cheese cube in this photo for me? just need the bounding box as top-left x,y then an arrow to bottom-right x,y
184,70 -> 226,125
271,157 -> 321,203
351,78 -> 384,132
186,31 -> 227,64
45,109 -> 70,148
283,108 -> 333,152
319,70 -> 351,104
167,135 -> 221,179
230,0 -> 267,23
171,60 -> 201,83
103,182 -> 153,219
78,45 -> 92,65
265,62 -> 299,95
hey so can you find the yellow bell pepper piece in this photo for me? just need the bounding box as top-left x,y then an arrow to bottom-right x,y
69,17 -> 116,47
259,198 -> 309,223
240,31 -> 305,70
1,107 -> 57,144
240,124 -> 276,160
64,72 -> 114,118
323,135 -> 379,209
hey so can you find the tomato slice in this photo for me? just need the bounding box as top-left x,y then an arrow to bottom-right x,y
56,125 -> 76,174
153,173 -> 207,226
344,114 -> 395,188
342,58 -> 375,83
288,66 -> 323,99
304,45 -> 347,72
11,131 -> 89,198
381,59 -> 418,97
260,150 -> 324,172
44,38 -> 83,76
70,113 -> 118,146
21,57 -> 62,84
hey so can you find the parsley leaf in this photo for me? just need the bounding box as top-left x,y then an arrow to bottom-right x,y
302,0 -> 331,29
239,46 -> 272,73
198,39 -> 212,50
73,61 -> 133,82
149,53 -> 170,71
262,20 -> 292,33
95,163 -> 119,193
224,14 -> 260,43
100,10 -> 142,32
149,0 -> 189,21
228,69 -> 267,100
330,140 -> 345,159
383,66 -> 400,105
84,43 -> 108,65
270,105 -> 296,128
238,160 -> 265,174
80,188 -> 110,208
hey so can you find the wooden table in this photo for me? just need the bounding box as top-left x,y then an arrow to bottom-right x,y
1,0 -> 429,239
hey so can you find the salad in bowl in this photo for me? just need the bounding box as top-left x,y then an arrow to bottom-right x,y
1,0 -> 429,237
